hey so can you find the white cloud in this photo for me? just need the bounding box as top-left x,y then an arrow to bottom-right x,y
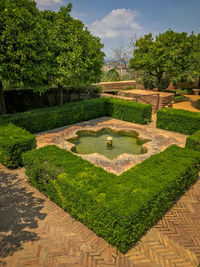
88,9 -> 142,38
35,0 -> 64,7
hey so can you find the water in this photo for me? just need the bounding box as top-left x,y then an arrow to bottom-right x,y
68,128 -> 149,159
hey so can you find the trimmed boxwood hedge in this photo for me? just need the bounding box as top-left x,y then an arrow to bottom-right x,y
156,108 -> 200,134
23,144 -> 200,253
0,124 -> 36,168
185,130 -> 200,151
0,98 -> 106,133
105,97 -> 152,124
0,98 -> 152,133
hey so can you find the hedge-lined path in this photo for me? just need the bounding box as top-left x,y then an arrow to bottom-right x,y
1,163 -> 200,266
173,95 -> 200,112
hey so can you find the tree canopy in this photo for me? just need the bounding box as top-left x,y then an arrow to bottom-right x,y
0,0 -> 105,113
0,0 -> 51,113
129,30 -> 200,89
42,4 -> 104,104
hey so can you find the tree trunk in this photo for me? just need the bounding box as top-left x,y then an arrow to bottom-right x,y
198,75 -> 200,89
0,81 -> 7,115
157,72 -> 163,90
58,83 -> 64,105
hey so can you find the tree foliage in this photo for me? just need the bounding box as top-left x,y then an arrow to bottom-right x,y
42,4 -> 104,104
0,0 -> 50,89
130,30 -> 200,89
0,0 -> 50,113
101,68 -> 120,82
0,0 -> 105,113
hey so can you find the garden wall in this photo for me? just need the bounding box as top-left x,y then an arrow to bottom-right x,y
100,81 -> 136,91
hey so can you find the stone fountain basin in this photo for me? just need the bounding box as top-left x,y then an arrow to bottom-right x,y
36,117 -> 187,175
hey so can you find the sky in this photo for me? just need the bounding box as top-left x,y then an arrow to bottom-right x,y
35,0 -> 200,59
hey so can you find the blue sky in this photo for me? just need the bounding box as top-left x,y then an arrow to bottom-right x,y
35,0 -> 200,58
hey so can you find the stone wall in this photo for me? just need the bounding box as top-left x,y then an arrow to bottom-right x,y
99,81 -> 137,91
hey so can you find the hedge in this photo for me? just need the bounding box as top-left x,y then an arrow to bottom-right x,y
0,124 -> 36,168
0,98 -> 152,133
197,99 -> 200,110
105,98 -> 152,124
185,130 -> 200,151
23,145 -> 200,253
0,98 -> 106,133
3,86 -> 100,114
156,108 -> 200,134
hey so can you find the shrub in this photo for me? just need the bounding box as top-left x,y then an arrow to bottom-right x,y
123,86 -> 136,90
173,95 -> 187,103
23,145 -> 200,253
0,98 -> 152,133
156,108 -> 200,134
105,98 -> 152,124
185,130 -> 200,151
197,99 -> 200,110
0,98 -> 107,133
0,124 -> 36,168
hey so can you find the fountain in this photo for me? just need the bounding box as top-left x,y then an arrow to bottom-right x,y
68,128 -> 149,160
106,136 -> 113,148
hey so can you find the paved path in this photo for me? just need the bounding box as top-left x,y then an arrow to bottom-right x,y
173,95 -> 200,112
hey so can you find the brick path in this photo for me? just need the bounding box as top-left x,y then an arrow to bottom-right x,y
0,164 -> 200,267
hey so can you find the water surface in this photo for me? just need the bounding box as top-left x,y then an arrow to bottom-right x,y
68,128 -> 149,159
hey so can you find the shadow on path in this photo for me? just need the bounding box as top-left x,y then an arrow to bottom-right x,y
0,169 -> 46,264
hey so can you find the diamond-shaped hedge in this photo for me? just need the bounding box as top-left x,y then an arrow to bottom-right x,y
23,145 -> 200,253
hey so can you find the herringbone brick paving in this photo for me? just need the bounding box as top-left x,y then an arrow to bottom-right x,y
0,166 -> 200,267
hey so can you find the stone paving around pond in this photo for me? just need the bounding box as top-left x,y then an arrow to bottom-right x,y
36,117 -> 187,175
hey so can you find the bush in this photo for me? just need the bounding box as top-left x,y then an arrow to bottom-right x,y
156,108 -> 200,134
173,95 -> 187,103
0,98 -> 107,133
2,86 -> 100,114
0,98 -> 152,133
185,130 -> 200,151
123,86 -> 136,90
0,124 -> 36,168
156,77 -> 170,90
101,69 -> 120,82
197,99 -> 200,110
22,145 -> 200,253
105,98 -> 152,124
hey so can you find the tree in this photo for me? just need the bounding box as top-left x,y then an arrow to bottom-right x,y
129,30 -> 194,89
188,33 -> 200,88
42,4 -> 105,105
112,35 -> 138,75
0,0 -> 51,114
103,68 -> 120,82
